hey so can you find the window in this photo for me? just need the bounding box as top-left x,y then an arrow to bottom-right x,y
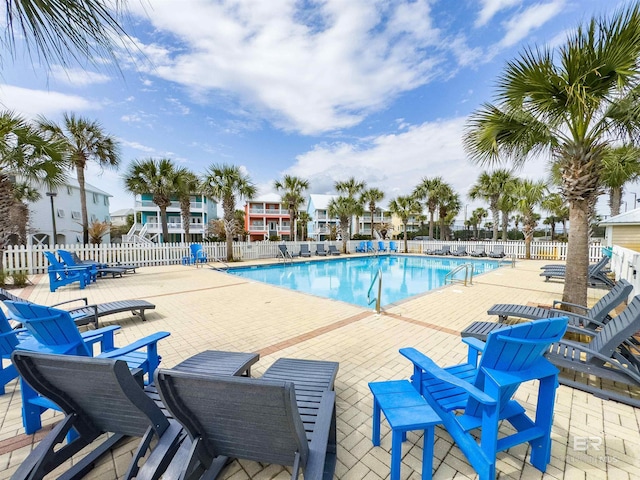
66,186 -> 73,195
71,211 -> 81,220
90,214 -> 98,222
103,196 -> 109,206
92,193 -> 99,204
56,209 -> 65,218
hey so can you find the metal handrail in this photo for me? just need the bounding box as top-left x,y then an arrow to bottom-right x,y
210,255 -> 230,271
367,268 -> 383,314
277,249 -> 292,264
445,263 -> 474,286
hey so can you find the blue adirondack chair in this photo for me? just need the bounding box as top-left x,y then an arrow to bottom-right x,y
366,240 -> 375,252
389,241 -> 398,252
355,241 -> 367,252
43,251 -> 95,292
4,300 -> 170,434
400,317 -> 568,480
0,307 -> 121,395
377,241 -> 386,252
190,244 -> 208,264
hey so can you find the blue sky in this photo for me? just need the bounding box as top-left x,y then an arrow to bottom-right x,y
1,0 -> 634,218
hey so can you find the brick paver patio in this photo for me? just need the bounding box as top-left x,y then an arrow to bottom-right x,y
0,256 -> 638,479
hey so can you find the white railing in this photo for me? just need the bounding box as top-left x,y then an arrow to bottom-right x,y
1,239 -> 608,275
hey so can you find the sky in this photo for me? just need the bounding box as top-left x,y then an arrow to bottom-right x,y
1,0 -> 636,222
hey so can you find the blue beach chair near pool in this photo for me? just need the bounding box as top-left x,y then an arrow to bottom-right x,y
44,251 -> 95,292
389,241 -> 398,252
190,244 -> 208,264
400,318 -> 568,480
355,241 -> 367,252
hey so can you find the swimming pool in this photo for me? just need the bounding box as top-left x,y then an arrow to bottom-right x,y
226,255 -> 501,308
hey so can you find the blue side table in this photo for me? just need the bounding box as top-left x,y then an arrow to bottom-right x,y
369,380 -> 441,480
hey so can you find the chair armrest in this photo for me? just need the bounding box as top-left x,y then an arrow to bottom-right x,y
304,390 -> 336,480
462,337 -> 485,366
483,359 -> 559,387
51,297 -> 89,307
399,347 -> 496,405
549,309 -> 605,329
80,325 -> 121,353
98,331 -> 170,358
551,300 -> 588,313
554,339 -> 630,366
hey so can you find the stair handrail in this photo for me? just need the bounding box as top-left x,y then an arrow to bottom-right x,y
367,268 -> 383,314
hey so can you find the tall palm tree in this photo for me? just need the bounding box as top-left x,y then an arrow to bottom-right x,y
274,175 -> 309,241
514,180 -> 547,259
541,192 -> 569,239
470,207 -> 488,239
201,164 -> 256,261
388,195 -> 422,252
600,146 -> 640,216
327,196 -> 358,253
497,178 -> 519,240
175,169 -> 201,243
297,211 -> 311,240
0,112 -> 66,259
39,113 -> 120,244
468,170 -> 514,242
464,5 -> 640,307
12,184 -> 40,245
437,188 -> 461,240
123,158 -> 180,243
413,177 -> 444,239
335,177 -> 365,235
360,188 -> 385,238
4,0 -> 129,67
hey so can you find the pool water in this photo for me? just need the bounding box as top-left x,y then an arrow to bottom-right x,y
226,255 -> 501,308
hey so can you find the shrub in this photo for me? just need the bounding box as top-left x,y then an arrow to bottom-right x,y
12,270 -> 29,287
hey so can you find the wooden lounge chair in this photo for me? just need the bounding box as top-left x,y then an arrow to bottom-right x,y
299,244 -> 312,257
278,244 -> 295,259
451,245 -> 467,256
328,244 -> 341,255
156,357 -> 339,480
487,244 -> 505,258
461,280 -> 634,341
10,351 -> 184,480
316,243 -> 328,256
545,295 -> 640,408
469,244 -> 486,257
401,318 -> 568,480
0,288 -> 155,329
433,245 -> 451,255
4,301 -> 170,434
540,257 -> 613,287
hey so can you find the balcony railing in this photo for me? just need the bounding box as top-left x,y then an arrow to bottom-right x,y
136,200 -> 204,209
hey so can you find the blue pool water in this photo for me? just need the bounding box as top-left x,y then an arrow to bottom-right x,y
227,255 -> 501,308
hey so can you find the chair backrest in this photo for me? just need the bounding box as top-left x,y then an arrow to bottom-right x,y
57,250 -> 79,267
3,301 -> 91,356
300,244 -> 310,254
389,241 -> 397,250
590,295 -> 640,359
12,351 -> 168,438
190,244 -> 202,257
466,318 -> 568,417
441,245 -> 451,253
589,256 -> 610,274
378,241 -> 385,250
492,245 -> 504,254
156,370 -> 310,470
0,310 -> 19,357
317,243 -> 326,253
43,251 -> 64,269
588,279 -> 633,322
278,244 -> 288,255
474,245 -> 485,253
359,241 -> 366,249
366,241 -> 373,250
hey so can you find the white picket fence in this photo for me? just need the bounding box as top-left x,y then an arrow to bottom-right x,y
610,245 -> 640,297
2,240 -> 604,275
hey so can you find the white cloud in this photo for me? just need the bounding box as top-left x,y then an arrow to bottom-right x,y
476,0 -> 521,27
284,117 -> 551,209
120,139 -> 156,153
124,0 -> 453,134
500,1 -> 565,47
0,84 -> 98,118
49,65 -> 111,87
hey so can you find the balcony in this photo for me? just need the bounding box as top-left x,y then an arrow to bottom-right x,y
144,222 -> 204,233
136,200 -> 204,210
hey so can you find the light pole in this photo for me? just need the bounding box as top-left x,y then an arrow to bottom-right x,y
46,192 -> 57,246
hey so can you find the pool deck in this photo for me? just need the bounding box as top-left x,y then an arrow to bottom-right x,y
0,255 -> 638,479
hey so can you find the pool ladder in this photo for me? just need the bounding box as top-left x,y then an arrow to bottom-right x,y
445,263 -> 474,286
210,256 -> 230,271
367,268 -> 383,314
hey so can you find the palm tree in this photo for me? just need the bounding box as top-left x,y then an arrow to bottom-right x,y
541,192 -> 569,239
201,164 -> 256,261
468,170 -> 514,242
12,184 -> 40,245
464,5 -> 640,307
274,175 -> 309,241
175,169 -> 201,243
123,158 -> 180,243
4,0 -> 128,67
437,189 -> 461,240
335,177 -> 365,235
39,113 -> 120,244
497,179 -> 519,240
360,188 -> 385,238
470,208 -> 488,239
327,196 -> 358,253
413,177 -> 444,239
0,112 -> 66,259
388,195 -> 422,252
297,211 -> 312,240
514,180 -> 547,259
600,146 -> 640,216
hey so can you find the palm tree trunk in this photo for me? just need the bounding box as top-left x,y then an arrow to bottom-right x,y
501,211 -> 509,240
77,165 -> 89,244
562,202 -> 590,308
403,222 -> 408,252
609,187 -> 622,216
491,205 -> 499,241
159,206 -> 169,243
289,207 -> 296,241
428,210 -> 435,238
550,224 -> 556,241
370,206 -> 376,238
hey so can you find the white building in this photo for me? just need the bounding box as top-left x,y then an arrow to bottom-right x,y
110,208 -> 134,227
29,179 -> 112,246
306,194 -> 339,241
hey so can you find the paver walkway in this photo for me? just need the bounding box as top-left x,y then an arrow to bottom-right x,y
0,256 -> 638,479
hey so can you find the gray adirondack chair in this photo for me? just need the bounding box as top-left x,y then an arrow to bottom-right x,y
156,357 -> 339,480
